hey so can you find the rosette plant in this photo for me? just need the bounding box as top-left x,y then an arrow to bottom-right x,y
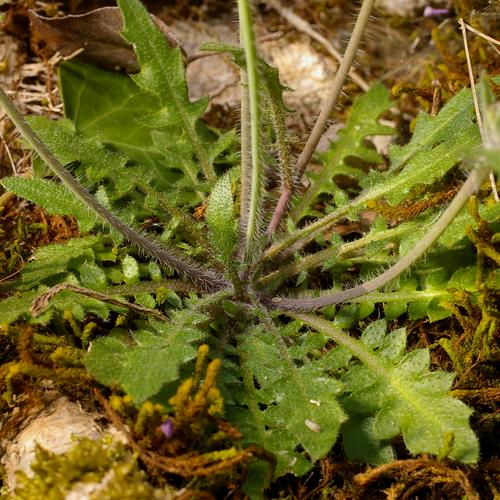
1,0 -> 498,495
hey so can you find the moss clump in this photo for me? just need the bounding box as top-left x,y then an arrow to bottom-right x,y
4,436 -> 175,500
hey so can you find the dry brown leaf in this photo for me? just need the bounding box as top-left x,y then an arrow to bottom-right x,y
29,6 -> 183,73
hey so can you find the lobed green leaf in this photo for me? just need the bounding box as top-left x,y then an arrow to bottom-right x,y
233,323 -> 346,477
86,312 -> 206,403
117,0 -> 215,184
365,88 -> 481,205
338,319 -> 479,463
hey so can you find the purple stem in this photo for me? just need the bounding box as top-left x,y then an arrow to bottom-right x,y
266,187 -> 291,240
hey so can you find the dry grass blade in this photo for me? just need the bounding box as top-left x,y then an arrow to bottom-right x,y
458,17 -> 499,202
265,0 -> 370,91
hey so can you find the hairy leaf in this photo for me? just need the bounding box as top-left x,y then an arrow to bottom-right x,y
272,85 -> 481,263
363,88 -> 480,205
20,236 -> 109,288
0,287 -> 111,325
232,322 -> 346,477
203,41 -> 293,189
202,41 -> 290,259
117,0 -> 216,185
0,289 -> 41,324
439,201 -> 500,247
206,175 -> 237,266
27,115 -> 142,197
86,312 -> 206,403
1,176 -> 96,231
296,315 -> 479,464
349,245 -> 478,321
201,41 -> 290,115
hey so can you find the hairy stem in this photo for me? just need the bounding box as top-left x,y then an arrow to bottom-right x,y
265,0 -> 370,92
293,0 -> 375,179
238,0 -> 266,265
262,163 -> 489,310
267,92 -> 294,192
266,0 -> 375,237
238,72 -> 251,259
258,222 -> 414,291
0,87 -> 229,291
264,204 -> 351,261
264,90 -> 294,241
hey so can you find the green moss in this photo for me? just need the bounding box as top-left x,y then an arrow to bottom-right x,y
4,437 -> 175,500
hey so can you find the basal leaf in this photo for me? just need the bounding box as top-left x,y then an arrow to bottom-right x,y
342,323 -> 478,463
350,258 -> 477,322
0,286 -> 111,325
390,88 -> 477,170
44,288 -> 112,321
364,88 -> 480,205
233,323 -> 346,477
118,0 -> 204,123
439,201 -> 500,247
117,0 -> 215,184
76,261 -> 108,291
296,315 -> 479,464
20,236 -> 108,288
28,115 -> 129,177
206,175 -> 237,266
86,312 -> 206,403
0,289 -> 40,324
341,414 -> 395,464
122,255 -> 140,285
1,176 -> 96,231
27,115 -> 165,233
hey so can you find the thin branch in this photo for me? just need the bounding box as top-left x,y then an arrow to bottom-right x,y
261,162 -> 490,311
30,283 -> 169,321
266,0 -> 376,237
0,87 -> 230,292
265,0 -> 370,92
459,18 -> 499,202
464,23 -> 499,44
